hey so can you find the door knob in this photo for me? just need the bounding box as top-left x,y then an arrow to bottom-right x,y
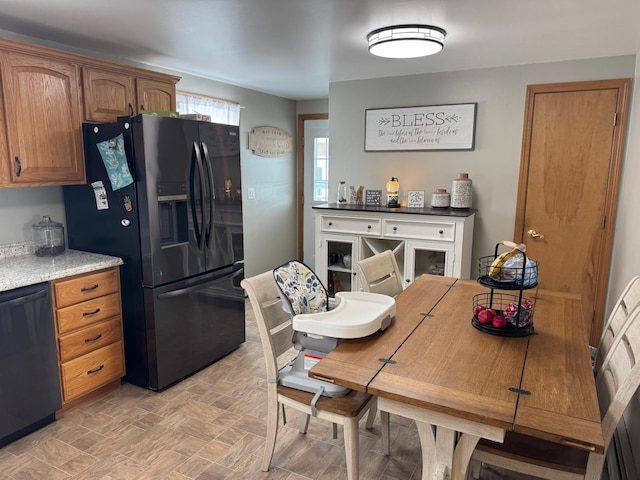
527,229 -> 545,239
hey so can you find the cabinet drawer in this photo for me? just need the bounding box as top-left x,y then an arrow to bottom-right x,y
53,268 -> 119,308
56,292 -> 121,334
320,215 -> 381,235
58,318 -> 122,362
61,341 -> 124,402
382,219 -> 455,241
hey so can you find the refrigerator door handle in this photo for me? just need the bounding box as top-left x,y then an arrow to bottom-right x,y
200,141 -> 215,248
190,141 -> 205,248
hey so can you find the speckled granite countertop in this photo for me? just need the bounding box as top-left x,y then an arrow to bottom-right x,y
0,243 -> 123,292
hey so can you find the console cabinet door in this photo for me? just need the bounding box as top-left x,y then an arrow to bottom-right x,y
317,233 -> 360,295
136,78 -> 176,112
82,67 -> 136,122
1,51 -> 84,185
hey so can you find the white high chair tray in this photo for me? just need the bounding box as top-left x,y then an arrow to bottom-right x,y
292,291 -> 396,339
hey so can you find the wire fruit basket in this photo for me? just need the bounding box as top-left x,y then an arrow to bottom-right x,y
477,243 -> 539,290
472,241 -> 538,337
471,292 -> 535,337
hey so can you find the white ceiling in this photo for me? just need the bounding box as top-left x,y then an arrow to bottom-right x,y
0,0 -> 639,100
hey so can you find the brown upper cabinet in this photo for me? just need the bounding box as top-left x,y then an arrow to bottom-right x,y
136,78 -> 176,113
83,69 -> 177,122
0,51 -> 85,186
0,36 -> 180,187
82,68 -> 136,122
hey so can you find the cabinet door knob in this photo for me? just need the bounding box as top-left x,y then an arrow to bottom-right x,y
406,279 -> 410,283
393,227 -> 398,232
439,230 -> 444,234
328,221 -> 333,226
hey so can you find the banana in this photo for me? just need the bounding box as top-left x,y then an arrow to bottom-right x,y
488,243 -> 525,278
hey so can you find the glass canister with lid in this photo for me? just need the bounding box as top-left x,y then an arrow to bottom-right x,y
32,215 -> 66,257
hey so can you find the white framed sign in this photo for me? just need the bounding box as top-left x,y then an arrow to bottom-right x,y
365,103 -> 477,151
407,190 -> 425,208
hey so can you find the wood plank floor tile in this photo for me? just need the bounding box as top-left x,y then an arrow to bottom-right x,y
0,303 -> 561,480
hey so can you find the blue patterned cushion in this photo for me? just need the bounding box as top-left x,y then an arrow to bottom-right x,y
273,261 -> 328,315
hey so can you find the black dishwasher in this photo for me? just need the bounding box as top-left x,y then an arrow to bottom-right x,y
0,282 -> 62,447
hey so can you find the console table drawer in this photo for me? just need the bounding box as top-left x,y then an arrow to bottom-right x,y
320,215 -> 381,235
383,219 -> 455,241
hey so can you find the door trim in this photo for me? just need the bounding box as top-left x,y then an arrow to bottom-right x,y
297,113 -> 328,260
513,78 -> 630,345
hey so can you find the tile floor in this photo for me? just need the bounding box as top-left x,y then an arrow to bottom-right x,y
0,302 -> 546,479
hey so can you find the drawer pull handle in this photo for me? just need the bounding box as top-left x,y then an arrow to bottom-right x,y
393,227 -> 398,232
81,284 -> 100,293
87,364 -> 105,375
367,225 -> 372,229
439,230 -> 444,234
328,222 -> 333,226
82,308 -> 101,317
84,334 -> 103,343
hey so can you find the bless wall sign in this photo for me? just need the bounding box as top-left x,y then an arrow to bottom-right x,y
365,103 -> 477,151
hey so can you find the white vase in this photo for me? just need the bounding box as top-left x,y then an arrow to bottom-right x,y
451,173 -> 472,209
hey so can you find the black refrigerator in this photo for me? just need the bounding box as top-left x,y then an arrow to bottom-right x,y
64,115 -> 245,391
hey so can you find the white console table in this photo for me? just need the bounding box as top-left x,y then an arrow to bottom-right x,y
314,204 -> 476,293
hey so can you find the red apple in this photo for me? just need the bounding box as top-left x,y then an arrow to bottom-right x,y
474,305 -> 487,316
477,308 -> 496,324
492,315 -> 507,328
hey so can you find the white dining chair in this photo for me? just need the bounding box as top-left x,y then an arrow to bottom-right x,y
241,271 -> 384,479
355,250 -> 403,297
469,304 -> 640,480
592,275 -> 640,373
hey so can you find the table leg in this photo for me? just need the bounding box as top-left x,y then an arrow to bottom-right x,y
433,426 -> 455,480
378,398 -> 505,480
415,421 -> 436,479
451,432 -> 481,480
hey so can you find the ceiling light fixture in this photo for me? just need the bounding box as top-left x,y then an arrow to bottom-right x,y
367,24 -> 447,59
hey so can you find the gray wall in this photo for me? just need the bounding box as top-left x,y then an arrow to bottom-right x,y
328,56 -> 637,277
328,54 -> 640,474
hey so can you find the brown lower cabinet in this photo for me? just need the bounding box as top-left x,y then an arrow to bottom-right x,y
50,266 -> 125,416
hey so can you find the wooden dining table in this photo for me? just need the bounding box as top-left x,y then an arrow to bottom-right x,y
309,274 -> 604,480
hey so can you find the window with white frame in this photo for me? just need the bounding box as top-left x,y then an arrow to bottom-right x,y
176,92 -> 241,126
313,137 -> 329,202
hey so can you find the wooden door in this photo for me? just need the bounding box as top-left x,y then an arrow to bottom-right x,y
136,78 -> 176,113
1,51 -> 85,185
82,67 -> 136,121
514,79 -> 630,345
